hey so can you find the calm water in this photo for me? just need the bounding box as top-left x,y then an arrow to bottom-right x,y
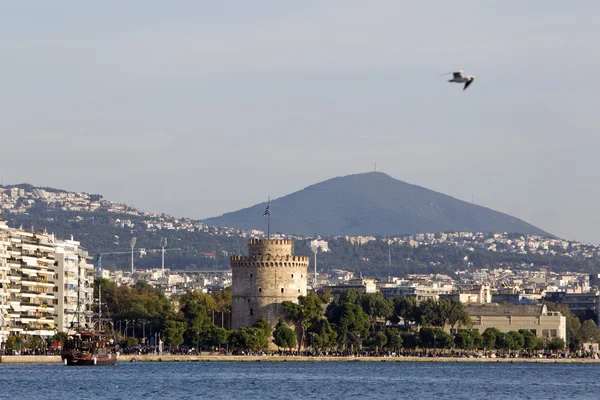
1,361 -> 599,400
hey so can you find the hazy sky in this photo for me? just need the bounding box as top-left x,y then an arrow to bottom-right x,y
2,1 -> 599,242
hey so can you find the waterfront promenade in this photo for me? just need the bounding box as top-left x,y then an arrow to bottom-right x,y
3,354 -> 600,364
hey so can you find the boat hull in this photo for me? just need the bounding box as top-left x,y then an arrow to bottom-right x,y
62,354 -> 118,366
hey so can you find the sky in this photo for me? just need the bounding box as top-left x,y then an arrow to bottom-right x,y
1,1 -> 599,242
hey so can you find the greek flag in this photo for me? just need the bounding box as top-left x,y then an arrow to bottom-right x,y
263,204 -> 270,216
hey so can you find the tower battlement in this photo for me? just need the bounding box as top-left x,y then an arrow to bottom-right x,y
247,238 -> 293,257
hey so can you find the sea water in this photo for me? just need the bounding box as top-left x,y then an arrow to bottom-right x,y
1,361 -> 599,400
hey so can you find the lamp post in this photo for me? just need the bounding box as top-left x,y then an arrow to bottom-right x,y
434,334 -> 437,355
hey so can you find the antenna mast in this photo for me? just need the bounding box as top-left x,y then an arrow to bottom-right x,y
161,237 -> 167,278
130,237 -> 137,275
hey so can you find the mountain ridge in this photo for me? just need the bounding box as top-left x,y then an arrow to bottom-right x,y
204,171 -> 551,237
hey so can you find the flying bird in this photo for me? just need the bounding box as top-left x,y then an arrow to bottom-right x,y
444,70 -> 475,90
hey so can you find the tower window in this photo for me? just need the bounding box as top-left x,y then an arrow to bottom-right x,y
291,274 -> 294,278
248,299 -> 250,303
281,288 -> 284,293
250,273 -> 253,277
258,288 -> 262,293
298,289 -> 301,293
250,308 -> 253,316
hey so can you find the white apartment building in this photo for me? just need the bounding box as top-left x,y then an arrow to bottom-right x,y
0,220 -> 94,346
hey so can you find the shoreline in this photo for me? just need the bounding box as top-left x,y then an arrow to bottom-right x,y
3,354 -> 600,364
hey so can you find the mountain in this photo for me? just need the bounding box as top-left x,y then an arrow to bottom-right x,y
204,172 -> 551,237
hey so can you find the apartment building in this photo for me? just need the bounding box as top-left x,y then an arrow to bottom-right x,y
0,220 -> 94,345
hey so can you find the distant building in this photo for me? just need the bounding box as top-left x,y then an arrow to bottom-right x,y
544,291 -> 600,325
0,220 -> 94,345
454,303 -> 566,341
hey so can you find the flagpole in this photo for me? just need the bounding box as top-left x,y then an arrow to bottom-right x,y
267,196 -> 270,240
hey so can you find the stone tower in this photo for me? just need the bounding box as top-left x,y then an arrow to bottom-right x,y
230,239 -> 309,330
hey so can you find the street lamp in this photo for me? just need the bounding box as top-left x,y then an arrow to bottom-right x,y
434,334 -> 437,354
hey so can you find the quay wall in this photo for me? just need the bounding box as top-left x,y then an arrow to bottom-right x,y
0,355 -> 61,364
2,354 -> 600,364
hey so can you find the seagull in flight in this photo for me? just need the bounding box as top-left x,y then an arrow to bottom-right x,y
445,70 -> 475,90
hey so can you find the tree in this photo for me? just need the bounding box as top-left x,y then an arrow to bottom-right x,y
418,299 -> 445,327
420,327 -> 453,349
372,331 -> 387,352
5,335 -> 23,351
482,328 -> 499,350
325,295 -> 370,350
50,331 -> 68,346
392,297 -> 418,327
519,329 -> 542,352
253,318 -> 273,339
360,292 -> 393,330
283,291 -> 324,351
273,320 -> 296,350
507,331 -> 525,351
454,330 -> 475,350
307,318 -> 337,353
470,330 -> 483,349
400,332 -> 418,349
546,303 -> 582,350
203,325 -> 229,350
163,319 -> 186,347
441,299 -> 472,332
495,332 -> 516,352
548,337 -> 565,352
230,327 -> 268,352
384,328 -> 403,352
579,320 -> 600,344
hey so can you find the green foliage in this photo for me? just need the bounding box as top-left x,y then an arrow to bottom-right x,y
419,327 -> 453,349
325,290 -> 370,350
392,297 -> 418,327
548,337 -> 566,351
384,328 -> 403,351
125,337 -> 139,348
50,331 -> 68,345
442,299 -> 472,330
273,320 -> 297,350
482,327 -> 499,350
372,331 -> 387,351
253,318 -> 273,339
163,319 -> 186,347
418,299 -> 445,327
519,329 -> 543,352
361,292 -> 393,328
5,335 -> 23,351
306,318 -> 337,352
283,291 -> 326,350
202,325 -> 229,349
507,331 -> 525,351
400,332 -> 418,349
579,320 -> 600,344
230,327 -> 268,351
454,330 -> 475,350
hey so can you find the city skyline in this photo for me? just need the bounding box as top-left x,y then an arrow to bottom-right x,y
1,1 -> 599,242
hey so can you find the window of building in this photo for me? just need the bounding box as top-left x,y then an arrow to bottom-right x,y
291,274 -> 294,278
551,329 -> 557,337
247,299 -> 250,303
542,329 -> 549,338
281,288 -> 284,293
298,289 -> 300,293
250,308 -> 253,316
258,288 -> 262,293
250,273 -> 252,277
